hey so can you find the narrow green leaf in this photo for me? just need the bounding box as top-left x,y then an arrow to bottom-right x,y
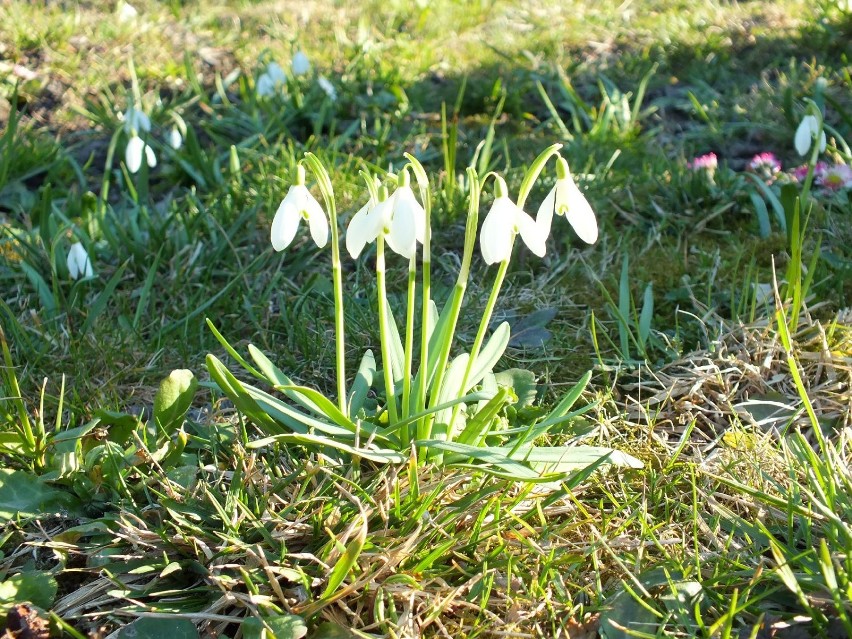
638,283 -> 654,348
347,350 -> 376,417
466,321 -> 510,393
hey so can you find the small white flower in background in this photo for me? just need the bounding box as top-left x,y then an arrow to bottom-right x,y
122,105 -> 151,135
168,127 -> 183,150
271,165 -> 328,251
480,176 -> 547,265
257,62 -> 287,97
126,134 -> 157,174
794,114 -> 827,156
536,157 -> 598,245
291,51 -> 311,76
67,242 -> 94,280
317,76 -> 337,101
117,1 -> 138,22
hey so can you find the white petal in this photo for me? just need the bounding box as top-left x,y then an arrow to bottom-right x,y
126,136 -> 144,173
270,191 -> 302,251
558,178 -> 598,244
169,128 -> 183,150
818,131 -> 827,152
536,186 -> 556,237
516,210 -> 547,257
67,242 -> 93,280
144,144 -> 157,168
346,200 -> 375,258
291,51 -> 310,76
137,110 -> 151,132
393,186 -> 426,243
267,62 -> 286,83
256,74 -> 274,97
480,198 -> 515,264
307,202 -> 329,248
795,115 -> 819,156
386,200 -> 417,259
317,76 -> 337,101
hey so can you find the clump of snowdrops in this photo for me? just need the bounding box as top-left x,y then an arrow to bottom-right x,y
207,144 -> 641,480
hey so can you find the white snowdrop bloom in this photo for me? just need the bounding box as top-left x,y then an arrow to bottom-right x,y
126,135 -> 157,174
480,176 -> 546,265
346,190 -> 381,259
317,76 -> 337,101
271,165 -> 328,251
168,127 -> 183,150
291,51 -> 311,76
67,242 -> 94,280
794,114 -> 827,157
257,62 -> 287,97
122,105 -> 151,135
117,1 -> 138,22
536,157 -> 598,245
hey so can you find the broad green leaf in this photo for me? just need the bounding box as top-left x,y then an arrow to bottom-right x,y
599,586 -> 660,639
117,617 -> 199,639
273,385 -> 358,432
434,354 -> 469,426
0,469 -> 81,521
0,571 -> 57,612
242,614 -> 308,639
310,622 -> 359,639
748,191 -> 771,238
505,308 -> 557,348
20,262 -> 56,317
494,368 -> 537,407
153,369 -> 198,436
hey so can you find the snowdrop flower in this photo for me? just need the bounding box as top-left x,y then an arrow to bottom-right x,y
346,171 -> 425,260
291,51 -> 311,76
122,105 -> 151,135
480,176 -> 546,265
536,157 -> 598,245
168,127 -> 183,150
67,242 -> 94,280
257,62 -> 287,97
271,165 -> 328,251
125,135 -> 156,174
317,76 -> 337,101
794,114 -> 827,156
117,1 -> 138,22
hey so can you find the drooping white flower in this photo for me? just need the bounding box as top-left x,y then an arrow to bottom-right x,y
271,165 -> 328,251
317,76 -> 337,101
480,176 -> 547,265
291,51 -> 311,76
67,242 -> 94,280
168,127 -> 183,150
126,135 -> 157,174
389,172 -> 426,251
794,114 -> 827,157
257,62 -> 287,97
117,1 -> 138,22
346,188 -> 381,259
122,105 -> 151,135
536,157 -> 598,245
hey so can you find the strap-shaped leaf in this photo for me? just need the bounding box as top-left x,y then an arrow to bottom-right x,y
247,432 -> 405,464
433,354 -> 469,427
248,344 -> 322,414
206,355 -> 282,435
417,440 -> 545,480
455,387 -> 510,446
638,283 -> 654,348
206,319 -> 263,379
347,350 -> 376,418
273,384 -> 358,432
541,370 -> 591,425
465,321 -> 510,393
384,298 -> 405,385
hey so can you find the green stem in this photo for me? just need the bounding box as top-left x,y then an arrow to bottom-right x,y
447,258 -> 509,433
401,257 -> 416,429
376,237 -> 398,424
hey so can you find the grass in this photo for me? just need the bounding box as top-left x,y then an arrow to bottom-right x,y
2,0 -> 852,636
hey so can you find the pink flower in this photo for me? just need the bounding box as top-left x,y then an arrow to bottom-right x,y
747,152 -> 781,173
816,163 -> 852,191
687,153 -> 718,171
791,162 -> 829,182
